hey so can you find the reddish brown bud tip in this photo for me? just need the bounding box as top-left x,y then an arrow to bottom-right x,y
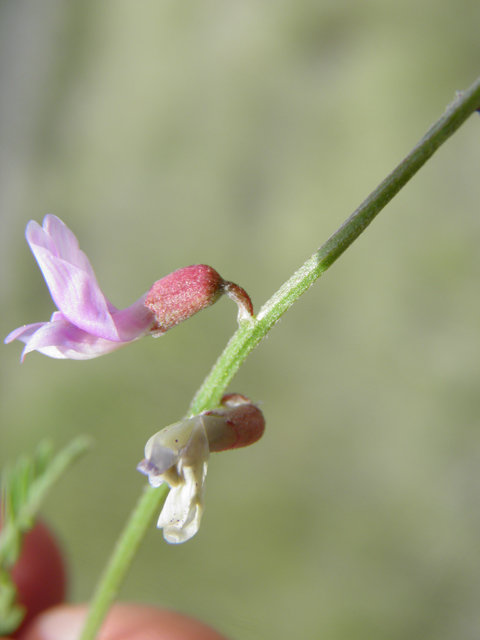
145,265 -> 254,335
204,394 -> 265,451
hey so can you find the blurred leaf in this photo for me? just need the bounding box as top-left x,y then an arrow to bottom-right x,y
0,436 -> 92,635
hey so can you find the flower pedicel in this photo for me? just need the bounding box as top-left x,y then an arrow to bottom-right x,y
5,215 -> 253,361
137,394 -> 265,543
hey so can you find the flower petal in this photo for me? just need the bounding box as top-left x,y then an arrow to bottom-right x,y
159,473 -> 202,543
41,215 -> 99,280
137,444 -> 177,483
26,217 -> 120,340
158,419 -> 210,544
145,419 -> 196,453
19,316 -> 134,360
109,294 -> 155,342
5,323 -> 46,345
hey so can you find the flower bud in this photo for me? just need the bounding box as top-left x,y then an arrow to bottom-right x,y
145,265 -> 253,335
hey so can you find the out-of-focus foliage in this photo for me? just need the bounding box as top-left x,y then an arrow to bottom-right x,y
0,437 -> 91,634
1,1 -> 480,638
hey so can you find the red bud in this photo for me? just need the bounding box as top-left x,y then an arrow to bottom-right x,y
145,265 -> 253,334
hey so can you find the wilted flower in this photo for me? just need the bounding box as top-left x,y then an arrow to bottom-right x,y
5,216 -> 253,361
137,394 -> 265,543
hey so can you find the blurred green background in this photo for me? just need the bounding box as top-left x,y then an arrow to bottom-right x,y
2,1 -> 480,638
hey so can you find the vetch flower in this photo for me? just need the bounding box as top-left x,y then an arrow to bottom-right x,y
137,394 -> 265,543
5,216 -> 253,361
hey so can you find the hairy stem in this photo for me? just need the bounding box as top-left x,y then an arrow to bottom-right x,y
188,79 -> 480,415
80,75 -> 480,640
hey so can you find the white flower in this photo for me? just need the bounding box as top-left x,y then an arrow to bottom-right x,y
137,395 -> 266,544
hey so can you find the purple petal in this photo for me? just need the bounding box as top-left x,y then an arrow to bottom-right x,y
5,323 -> 46,346
6,216 -> 157,360
19,316 -> 136,361
26,217 -> 121,340
110,294 -> 155,341
27,216 -> 96,279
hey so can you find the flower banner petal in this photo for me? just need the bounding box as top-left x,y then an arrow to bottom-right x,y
26,218 -> 120,341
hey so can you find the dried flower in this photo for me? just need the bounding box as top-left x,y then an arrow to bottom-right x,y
5,216 -> 253,360
137,394 -> 265,543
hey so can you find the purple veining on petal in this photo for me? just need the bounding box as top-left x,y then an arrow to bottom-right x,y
26,217 -> 121,340
5,215 -> 156,360
20,316 -> 137,361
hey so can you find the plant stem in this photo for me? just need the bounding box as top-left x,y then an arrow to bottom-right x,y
78,484 -> 168,640
80,75 -> 480,640
188,77 -> 480,415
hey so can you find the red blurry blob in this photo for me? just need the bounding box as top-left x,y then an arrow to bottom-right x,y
7,521 -> 67,637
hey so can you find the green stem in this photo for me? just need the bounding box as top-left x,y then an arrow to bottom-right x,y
80,75 -> 480,640
78,484 -> 168,640
188,78 -> 480,415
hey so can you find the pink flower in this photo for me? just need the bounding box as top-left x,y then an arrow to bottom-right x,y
5,216 -> 254,361
5,215 -> 156,361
